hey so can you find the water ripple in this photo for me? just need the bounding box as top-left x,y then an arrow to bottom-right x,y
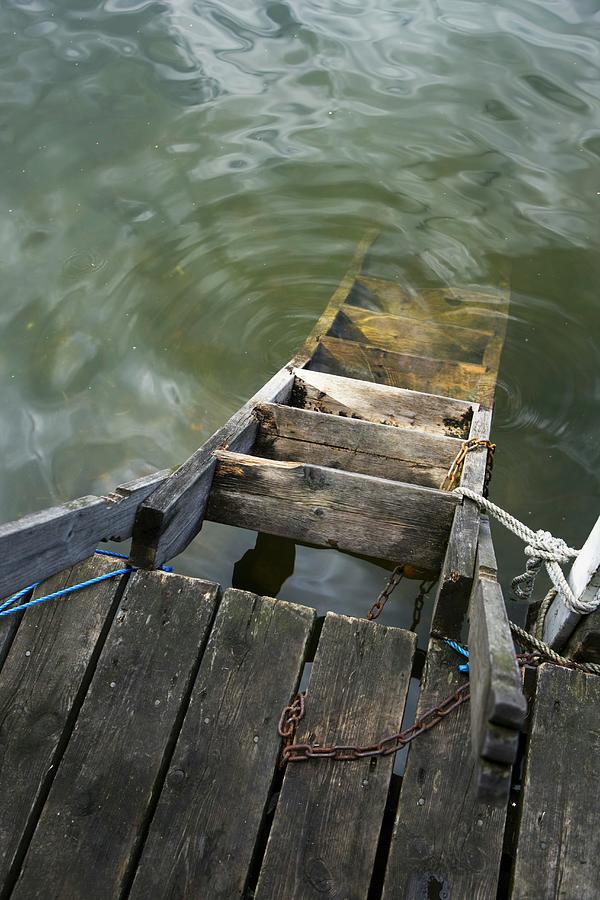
1,0 -> 600,615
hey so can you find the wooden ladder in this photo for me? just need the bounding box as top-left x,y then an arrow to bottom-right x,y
129,233 -> 509,589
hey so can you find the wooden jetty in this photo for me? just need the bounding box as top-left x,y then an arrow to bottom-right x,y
1,234 -> 600,899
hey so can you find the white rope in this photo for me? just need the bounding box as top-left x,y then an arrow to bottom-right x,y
453,487 -> 598,615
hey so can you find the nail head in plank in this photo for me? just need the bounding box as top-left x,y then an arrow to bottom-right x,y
207,451 -> 458,571
0,468 -> 168,602
10,571 -> 219,900
255,613 -> 416,900
129,589 -> 315,900
0,556 -> 129,896
543,513 -> 600,650
254,402 -> 462,488
292,368 -> 475,438
309,335 -> 497,407
511,664 -> 600,899
382,639 -> 509,900
129,366 -> 295,569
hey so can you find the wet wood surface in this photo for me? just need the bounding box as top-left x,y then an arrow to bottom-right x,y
10,572 -> 219,900
511,663 -> 600,899
309,335 -> 497,406
0,557 -> 129,897
255,613 -> 415,900
382,639 -> 510,900
130,589 -> 315,900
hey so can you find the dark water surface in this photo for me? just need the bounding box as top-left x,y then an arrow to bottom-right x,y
2,0 -> 600,638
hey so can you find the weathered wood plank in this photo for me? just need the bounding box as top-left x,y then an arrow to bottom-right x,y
382,639 -> 509,900
255,613 -> 416,900
129,366 -> 295,569
348,276 -> 509,336
206,451 -> 458,571
294,229 -> 378,366
511,664 -> 600,899
328,305 -> 492,365
0,469 -> 168,602
468,527 -> 526,772
0,612 -> 22,675
543,513 -> 600,650
253,402 -> 462,488
129,589 -> 315,900
430,408 -> 493,639
0,556 -> 129,896
292,367 -> 475,438
309,335 -> 497,406
10,571 -> 220,900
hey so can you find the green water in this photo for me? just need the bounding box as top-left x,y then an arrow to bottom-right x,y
2,0 -> 600,637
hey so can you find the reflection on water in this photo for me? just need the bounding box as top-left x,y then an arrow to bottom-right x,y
1,0 -> 600,635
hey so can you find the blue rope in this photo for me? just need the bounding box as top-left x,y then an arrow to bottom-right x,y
0,568 -> 131,618
0,550 -> 173,618
444,639 -> 470,673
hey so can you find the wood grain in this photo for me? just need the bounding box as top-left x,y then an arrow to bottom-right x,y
309,335 -> 497,406
511,664 -> 600,899
0,468 -> 167,602
253,402 -> 462,488
382,639 -> 509,900
468,525 -> 526,775
0,556 -> 129,898
206,450 -> 458,571
10,571 -> 220,900
255,613 -> 415,900
292,367 -> 474,438
129,589 -> 315,900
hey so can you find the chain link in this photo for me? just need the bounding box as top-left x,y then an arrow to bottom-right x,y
279,682 -> 471,764
440,438 -> 496,496
367,565 -> 404,621
277,651 -> 562,767
409,579 -> 435,631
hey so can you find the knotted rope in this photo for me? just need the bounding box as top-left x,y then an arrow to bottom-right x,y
453,487 -> 597,615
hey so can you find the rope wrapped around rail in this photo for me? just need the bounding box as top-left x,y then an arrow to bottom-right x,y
453,487 -> 596,615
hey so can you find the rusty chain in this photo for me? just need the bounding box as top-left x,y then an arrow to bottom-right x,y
440,438 -> 496,496
277,652 -> 549,767
279,682 -> 471,764
367,565 -> 404,621
367,566 -> 435,627
409,579 -> 435,631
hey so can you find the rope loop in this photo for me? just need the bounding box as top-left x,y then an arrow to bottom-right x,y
453,486 -> 589,614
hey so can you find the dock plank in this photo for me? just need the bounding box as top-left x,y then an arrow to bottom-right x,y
10,571 -> 219,900
207,450 -> 458,571
0,556 -> 129,898
309,335 -> 496,406
511,664 -> 600,899
254,402 -> 461,488
255,613 -> 416,900
129,589 -> 315,900
382,639 -> 509,900
292,368 -> 475,438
